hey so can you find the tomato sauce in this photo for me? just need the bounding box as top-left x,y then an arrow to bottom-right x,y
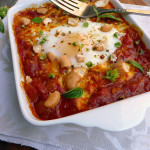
13,3 -> 150,120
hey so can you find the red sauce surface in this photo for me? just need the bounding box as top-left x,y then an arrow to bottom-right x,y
13,3 -> 150,120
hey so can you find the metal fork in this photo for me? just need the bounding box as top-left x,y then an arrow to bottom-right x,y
50,0 -> 150,18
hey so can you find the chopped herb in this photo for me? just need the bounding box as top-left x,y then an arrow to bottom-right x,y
39,30 -> 43,36
126,60 -> 143,72
0,6 -> 9,19
63,11 -> 67,15
40,37 -> 47,45
48,73 -> 55,78
120,95 -> 125,99
113,32 -> 118,38
86,61 -> 93,68
72,42 -> 77,47
79,0 -> 86,1
139,49 -> 144,55
56,6 -> 59,10
83,22 -> 89,28
0,19 -> 4,33
80,44 -> 84,49
32,17 -> 43,23
103,68 -> 120,82
40,54 -> 46,60
135,40 -> 140,45
86,48 -> 90,51
62,87 -> 83,98
21,25 -> 25,29
115,42 -> 121,48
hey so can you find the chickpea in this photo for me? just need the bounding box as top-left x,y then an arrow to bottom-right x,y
37,8 -> 48,15
20,17 -> 30,25
100,24 -> 113,32
59,55 -> 72,68
68,18 -> 78,27
33,44 -> 42,54
47,52 -> 57,62
44,91 -> 61,108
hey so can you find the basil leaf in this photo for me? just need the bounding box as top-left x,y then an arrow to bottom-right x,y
126,60 -> 143,72
32,17 -> 43,23
62,87 -> 83,98
100,14 -> 122,22
0,6 -> 9,19
0,20 -> 4,33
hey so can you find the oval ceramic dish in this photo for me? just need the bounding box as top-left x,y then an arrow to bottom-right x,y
8,0 -> 150,131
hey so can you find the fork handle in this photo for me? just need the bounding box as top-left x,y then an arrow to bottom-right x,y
98,8 -> 150,15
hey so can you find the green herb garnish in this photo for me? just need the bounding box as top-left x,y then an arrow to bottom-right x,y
139,49 -> 144,55
126,60 -> 143,72
86,61 -> 93,68
80,44 -> 84,49
113,32 -> 118,38
40,54 -> 46,60
40,37 -> 47,45
86,48 -> 90,51
83,22 -> 89,28
72,42 -> 77,47
56,6 -> 59,10
93,6 -> 122,22
0,20 -> 4,33
135,40 -> 140,45
63,11 -> 67,15
0,6 -> 9,19
21,25 -> 25,29
32,17 -> 43,23
103,68 -> 120,82
79,0 -> 86,1
120,95 -> 125,99
39,30 -> 43,36
115,42 -> 121,48
62,87 -> 83,98
48,73 -> 55,78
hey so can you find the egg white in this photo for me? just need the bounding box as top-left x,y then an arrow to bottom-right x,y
40,21 -> 122,68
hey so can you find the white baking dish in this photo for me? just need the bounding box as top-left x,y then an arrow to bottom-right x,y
8,0 -> 150,131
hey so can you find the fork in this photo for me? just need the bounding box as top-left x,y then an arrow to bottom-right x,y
50,0 -> 150,18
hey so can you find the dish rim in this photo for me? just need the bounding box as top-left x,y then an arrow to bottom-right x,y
8,0 -> 150,131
